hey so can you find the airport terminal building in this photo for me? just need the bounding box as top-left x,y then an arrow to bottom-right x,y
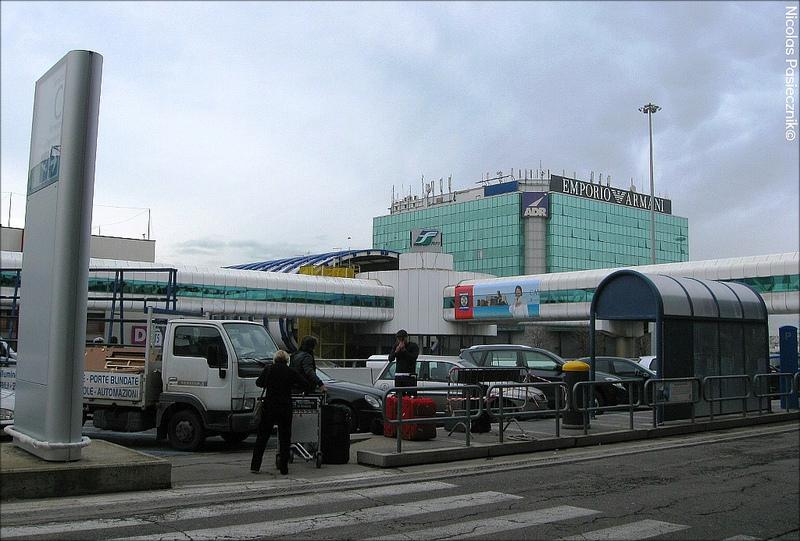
373,173 -> 689,276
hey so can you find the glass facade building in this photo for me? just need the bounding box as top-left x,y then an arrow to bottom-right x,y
373,176 -> 689,277
548,193 -> 688,272
373,192 -> 525,277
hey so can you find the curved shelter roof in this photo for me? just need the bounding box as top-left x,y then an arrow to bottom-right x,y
591,269 -> 767,322
229,249 -> 400,274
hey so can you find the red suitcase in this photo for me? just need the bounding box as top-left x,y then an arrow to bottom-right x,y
401,397 -> 436,441
384,395 -> 415,438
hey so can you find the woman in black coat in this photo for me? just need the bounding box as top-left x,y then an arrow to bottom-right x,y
250,350 -> 310,474
289,336 -> 327,393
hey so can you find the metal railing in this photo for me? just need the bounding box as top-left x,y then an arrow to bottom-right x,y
381,384 -> 483,453
571,379 -> 644,434
752,372 -> 797,413
485,381 -> 568,441
702,375 -> 752,421
644,377 -> 703,428
376,371 -> 800,455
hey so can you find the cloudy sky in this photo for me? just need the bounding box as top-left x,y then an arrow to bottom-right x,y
1,1 -> 797,268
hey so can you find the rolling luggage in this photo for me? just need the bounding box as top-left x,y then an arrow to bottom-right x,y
401,397 -> 436,441
384,395 -> 415,438
321,404 -> 350,464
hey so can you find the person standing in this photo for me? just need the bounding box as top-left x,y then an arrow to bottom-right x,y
388,329 -> 420,393
290,336 -> 327,394
250,350 -> 310,475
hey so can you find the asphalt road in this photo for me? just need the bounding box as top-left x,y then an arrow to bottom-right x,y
2,423 -> 797,540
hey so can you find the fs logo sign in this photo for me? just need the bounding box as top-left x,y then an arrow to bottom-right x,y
414,229 -> 439,246
522,192 -> 549,218
410,228 -> 442,252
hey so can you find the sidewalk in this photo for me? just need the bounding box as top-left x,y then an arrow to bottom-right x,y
2,407 -> 797,501
353,408 -> 800,467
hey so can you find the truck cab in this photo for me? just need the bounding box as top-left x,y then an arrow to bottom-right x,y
84,312 -> 277,451
156,319 -> 276,449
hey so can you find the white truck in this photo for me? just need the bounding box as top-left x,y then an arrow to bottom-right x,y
82,309 -> 275,450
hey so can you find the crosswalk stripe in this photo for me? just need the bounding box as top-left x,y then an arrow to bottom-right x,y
0,481 -> 455,539
118,491 -> 523,540
367,505 -> 601,540
562,519 -> 690,540
723,536 -> 760,540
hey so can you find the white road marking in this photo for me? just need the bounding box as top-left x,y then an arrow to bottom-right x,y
118,491 -> 522,540
723,536 -> 760,540
367,505 -> 601,540
0,481 -> 455,539
562,519 -> 690,540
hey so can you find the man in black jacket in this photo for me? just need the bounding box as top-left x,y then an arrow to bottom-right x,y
290,336 -> 327,394
388,329 -> 419,394
250,350 -> 310,474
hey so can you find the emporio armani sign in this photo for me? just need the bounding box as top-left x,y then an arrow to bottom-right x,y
549,175 -> 672,214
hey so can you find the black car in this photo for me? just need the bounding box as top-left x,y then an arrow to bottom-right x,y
459,345 -> 629,408
576,356 -> 655,405
316,368 -> 383,434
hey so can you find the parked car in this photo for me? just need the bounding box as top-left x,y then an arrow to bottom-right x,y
638,355 -> 658,373
578,356 -> 656,379
576,356 -> 656,405
459,345 -> 629,408
316,367 -> 384,434
372,355 -> 548,420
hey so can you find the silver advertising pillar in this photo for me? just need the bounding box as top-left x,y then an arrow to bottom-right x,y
7,51 -> 103,461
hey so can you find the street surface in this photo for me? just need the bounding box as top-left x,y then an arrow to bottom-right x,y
1,423 -> 797,540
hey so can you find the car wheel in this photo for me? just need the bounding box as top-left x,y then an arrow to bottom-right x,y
370,417 -> 384,435
168,409 -> 205,451
592,392 -> 607,415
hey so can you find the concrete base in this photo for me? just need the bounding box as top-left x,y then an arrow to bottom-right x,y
0,439 -> 171,500
357,411 -> 800,468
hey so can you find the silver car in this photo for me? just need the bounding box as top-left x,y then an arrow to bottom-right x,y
373,355 -> 547,418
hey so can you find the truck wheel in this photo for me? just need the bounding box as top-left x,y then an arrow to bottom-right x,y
168,409 -> 205,451
221,432 -> 249,444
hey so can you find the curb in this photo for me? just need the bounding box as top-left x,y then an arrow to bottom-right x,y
356,411 -> 800,468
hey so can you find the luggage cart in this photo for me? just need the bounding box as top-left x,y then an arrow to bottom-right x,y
278,394 -> 323,469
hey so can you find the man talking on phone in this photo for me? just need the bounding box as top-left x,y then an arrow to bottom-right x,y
388,329 -> 420,395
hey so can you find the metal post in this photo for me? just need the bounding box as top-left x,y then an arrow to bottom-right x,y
629,382 -> 635,431
396,391 -> 402,454
555,385 -> 560,438
583,385 -> 589,436
639,102 -> 660,265
465,389 -> 471,447
498,387 -> 505,443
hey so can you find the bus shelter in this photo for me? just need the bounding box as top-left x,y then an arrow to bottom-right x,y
589,270 -> 769,420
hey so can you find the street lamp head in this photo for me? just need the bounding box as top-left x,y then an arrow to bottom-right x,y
639,103 -> 661,114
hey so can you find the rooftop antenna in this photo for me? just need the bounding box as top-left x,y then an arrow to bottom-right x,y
590,171 -> 594,183
607,174 -> 612,187
599,173 -> 603,184
439,177 -> 443,194
448,175 -> 452,193
573,171 -> 576,179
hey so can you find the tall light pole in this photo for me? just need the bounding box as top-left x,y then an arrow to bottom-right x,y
639,102 -> 660,264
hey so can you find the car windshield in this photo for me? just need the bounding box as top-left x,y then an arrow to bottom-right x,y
223,323 -> 279,377
316,368 -> 334,383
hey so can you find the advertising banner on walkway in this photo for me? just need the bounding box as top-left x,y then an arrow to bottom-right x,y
455,278 -> 540,320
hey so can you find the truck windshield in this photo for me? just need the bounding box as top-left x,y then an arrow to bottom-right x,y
223,323 -> 278,377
